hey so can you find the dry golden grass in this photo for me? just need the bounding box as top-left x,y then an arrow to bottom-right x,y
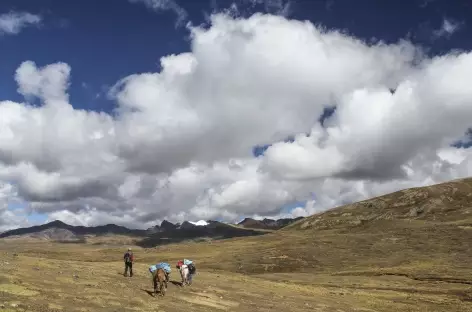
1,220 -> 472,312
1,178 -> 472,311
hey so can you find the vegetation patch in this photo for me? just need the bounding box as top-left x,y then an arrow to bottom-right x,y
0,284 -> 39,296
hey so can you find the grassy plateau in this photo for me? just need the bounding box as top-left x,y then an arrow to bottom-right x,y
1,178 -> 472,311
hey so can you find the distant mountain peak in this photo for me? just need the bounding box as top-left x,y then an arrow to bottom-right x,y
238,217 -> 255,223
160,220 -> 178,230
46,220 -> 68,226
189,220 -> 209,226
179,221 -> 197,229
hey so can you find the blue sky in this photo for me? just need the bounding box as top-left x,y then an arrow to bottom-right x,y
2,0 -> 471,112
1,0 -> 472,227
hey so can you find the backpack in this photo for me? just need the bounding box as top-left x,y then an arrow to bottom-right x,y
188,263 -> 196,274
124,252 -> 133,263
184,259 -> 193,265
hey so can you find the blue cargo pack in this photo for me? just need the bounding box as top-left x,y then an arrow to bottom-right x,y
156,262 -> 172,273
149,265 -> 157,273
149,262 -> 171,273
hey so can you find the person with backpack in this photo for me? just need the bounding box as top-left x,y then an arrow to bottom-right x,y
123,248 -> 134,277
187,262 -> 196,285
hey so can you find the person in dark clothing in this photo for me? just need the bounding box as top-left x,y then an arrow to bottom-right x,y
123,248 -> 134,277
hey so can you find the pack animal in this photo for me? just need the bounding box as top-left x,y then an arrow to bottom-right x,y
179,264 -> 190,286
153,268 -> 168,296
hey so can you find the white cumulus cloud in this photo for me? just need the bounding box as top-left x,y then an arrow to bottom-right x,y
0,11 -> 41,35
0,13 -> 472,231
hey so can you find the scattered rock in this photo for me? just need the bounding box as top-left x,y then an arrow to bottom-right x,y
350,220 -> 362,226
10,303 -> 18,307
408,206 -> 424,217
300,221 -> 312,229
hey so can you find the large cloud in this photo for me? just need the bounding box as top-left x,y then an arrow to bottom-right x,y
1,13 -> 471,230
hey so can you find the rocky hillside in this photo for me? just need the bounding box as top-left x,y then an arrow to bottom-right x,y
285,177 -> 472,232
190,177 -> 472,280
7,228 -> 83,242
238,217 -> 304,230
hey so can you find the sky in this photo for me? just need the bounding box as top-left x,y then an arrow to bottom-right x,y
0,0 -> 472,231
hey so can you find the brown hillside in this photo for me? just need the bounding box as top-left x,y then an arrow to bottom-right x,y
285,177 -> 472,231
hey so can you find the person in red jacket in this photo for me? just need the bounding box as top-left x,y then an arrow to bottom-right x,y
123,248 -> 134,277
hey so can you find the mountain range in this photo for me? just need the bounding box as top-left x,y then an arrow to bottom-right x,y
0,216 -> 304,245
6,177 -> 472,247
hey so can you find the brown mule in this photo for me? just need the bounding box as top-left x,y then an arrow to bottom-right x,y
153,268 -> 168,297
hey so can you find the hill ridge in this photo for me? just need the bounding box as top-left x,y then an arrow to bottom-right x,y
285,177 -> 472,231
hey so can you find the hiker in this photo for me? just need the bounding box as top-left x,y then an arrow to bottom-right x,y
149,262 -> 171,284
123,248 -> 134,277
185,259 -> 196,285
